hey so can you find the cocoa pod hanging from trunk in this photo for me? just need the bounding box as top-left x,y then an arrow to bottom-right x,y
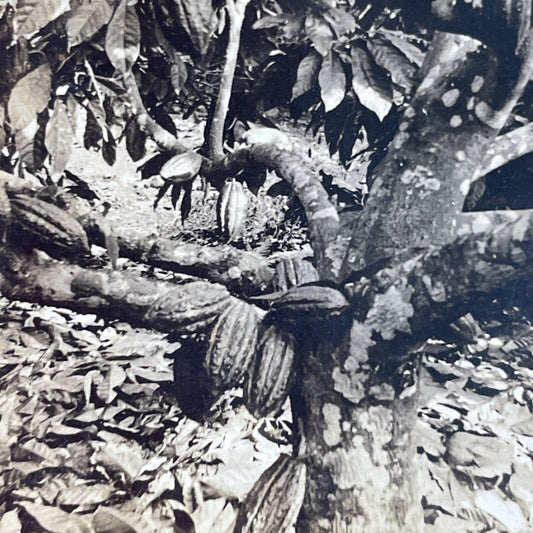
234,454 -> 306,533
269,283 -> 350,324
204,299 -> 262,394
9,194 -> 90,259
244,325 -> 296,418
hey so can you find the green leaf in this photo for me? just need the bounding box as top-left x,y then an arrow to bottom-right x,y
377,29 -> 427,67
318,50 -> 346,113
105,0 -> 140,73
125,116 -> 146,162
13,0 -> 70,39
349,46 -> 392,121
367,35 -> 417,91
292,51 -> 321,101
45,100 -> 74,179
171,0 -> 216,56
66,0 -> 113,50
305,15 -> 334,57
8,64 -> 51,131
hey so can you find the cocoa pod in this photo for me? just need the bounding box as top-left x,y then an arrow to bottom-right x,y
234,454 -> 306,533
244,325 -> 295,418
9,194 -> 90,259
145,283 -> 234,335
269,283 -> 350,324
274,252 -> 319,292
160,150 -> 203,184
205,299 -> 262,394
217,179 -> 248,240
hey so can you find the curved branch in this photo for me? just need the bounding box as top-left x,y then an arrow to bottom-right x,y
204,143 -> 340,276
122,71 -> 185,153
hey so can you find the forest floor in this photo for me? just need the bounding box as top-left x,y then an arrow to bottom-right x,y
1,116 -> 533,533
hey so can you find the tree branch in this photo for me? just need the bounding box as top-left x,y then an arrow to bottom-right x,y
122,71 -> 185,153
346,209 -> 533,348
80,212 -> 274,295
476,122 -> 533,180
0,248 -> 243,335
208,0 -> 251,161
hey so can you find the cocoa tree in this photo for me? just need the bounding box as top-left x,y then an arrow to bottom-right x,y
1,0 -> 533,532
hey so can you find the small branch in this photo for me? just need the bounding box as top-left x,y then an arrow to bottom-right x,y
208,0 -> 251,161
122,71 -> 185,153
476,122 -> 533,180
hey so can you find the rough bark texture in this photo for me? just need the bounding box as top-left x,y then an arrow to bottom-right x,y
342,38 -> 532,277
80,213 -> 274,295
0,248 -> 237,335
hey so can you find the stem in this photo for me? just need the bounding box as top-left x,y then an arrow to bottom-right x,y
123,70 -> 185,153
208,0 -> 250,161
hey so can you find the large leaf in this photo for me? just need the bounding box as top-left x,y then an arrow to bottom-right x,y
13,0 -> 70,39
66,0 -> 113,50
292,51 -> 321,101
125,116 -> 146,162
305,15 -> 334,56
45,99 -> 74,179
172,0 -> 216,56
318,50 -> 346,113
19,502 -> 85,533
367,35 -> 417,91
377,29 -> 427,67
105,0 -> 140,73
8,64 -> 51,131
349,46 -> 392,121
14,126 -> 34,166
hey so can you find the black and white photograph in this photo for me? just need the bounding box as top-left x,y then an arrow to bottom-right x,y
1,1 -> 533,531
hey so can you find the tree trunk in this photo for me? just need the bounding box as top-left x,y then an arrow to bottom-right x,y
295,332 -> 424,533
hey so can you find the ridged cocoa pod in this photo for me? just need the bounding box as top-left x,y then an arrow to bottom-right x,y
146,283 -> 233,335
234,454 -> 306,533
217,179 -> 248,240
274,253 -> 319,292
244,325 -> 295,418
9,194 -> 90,259
269,284 -> 350,324
160,150 -> 203,184
205,299 -> 262,394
